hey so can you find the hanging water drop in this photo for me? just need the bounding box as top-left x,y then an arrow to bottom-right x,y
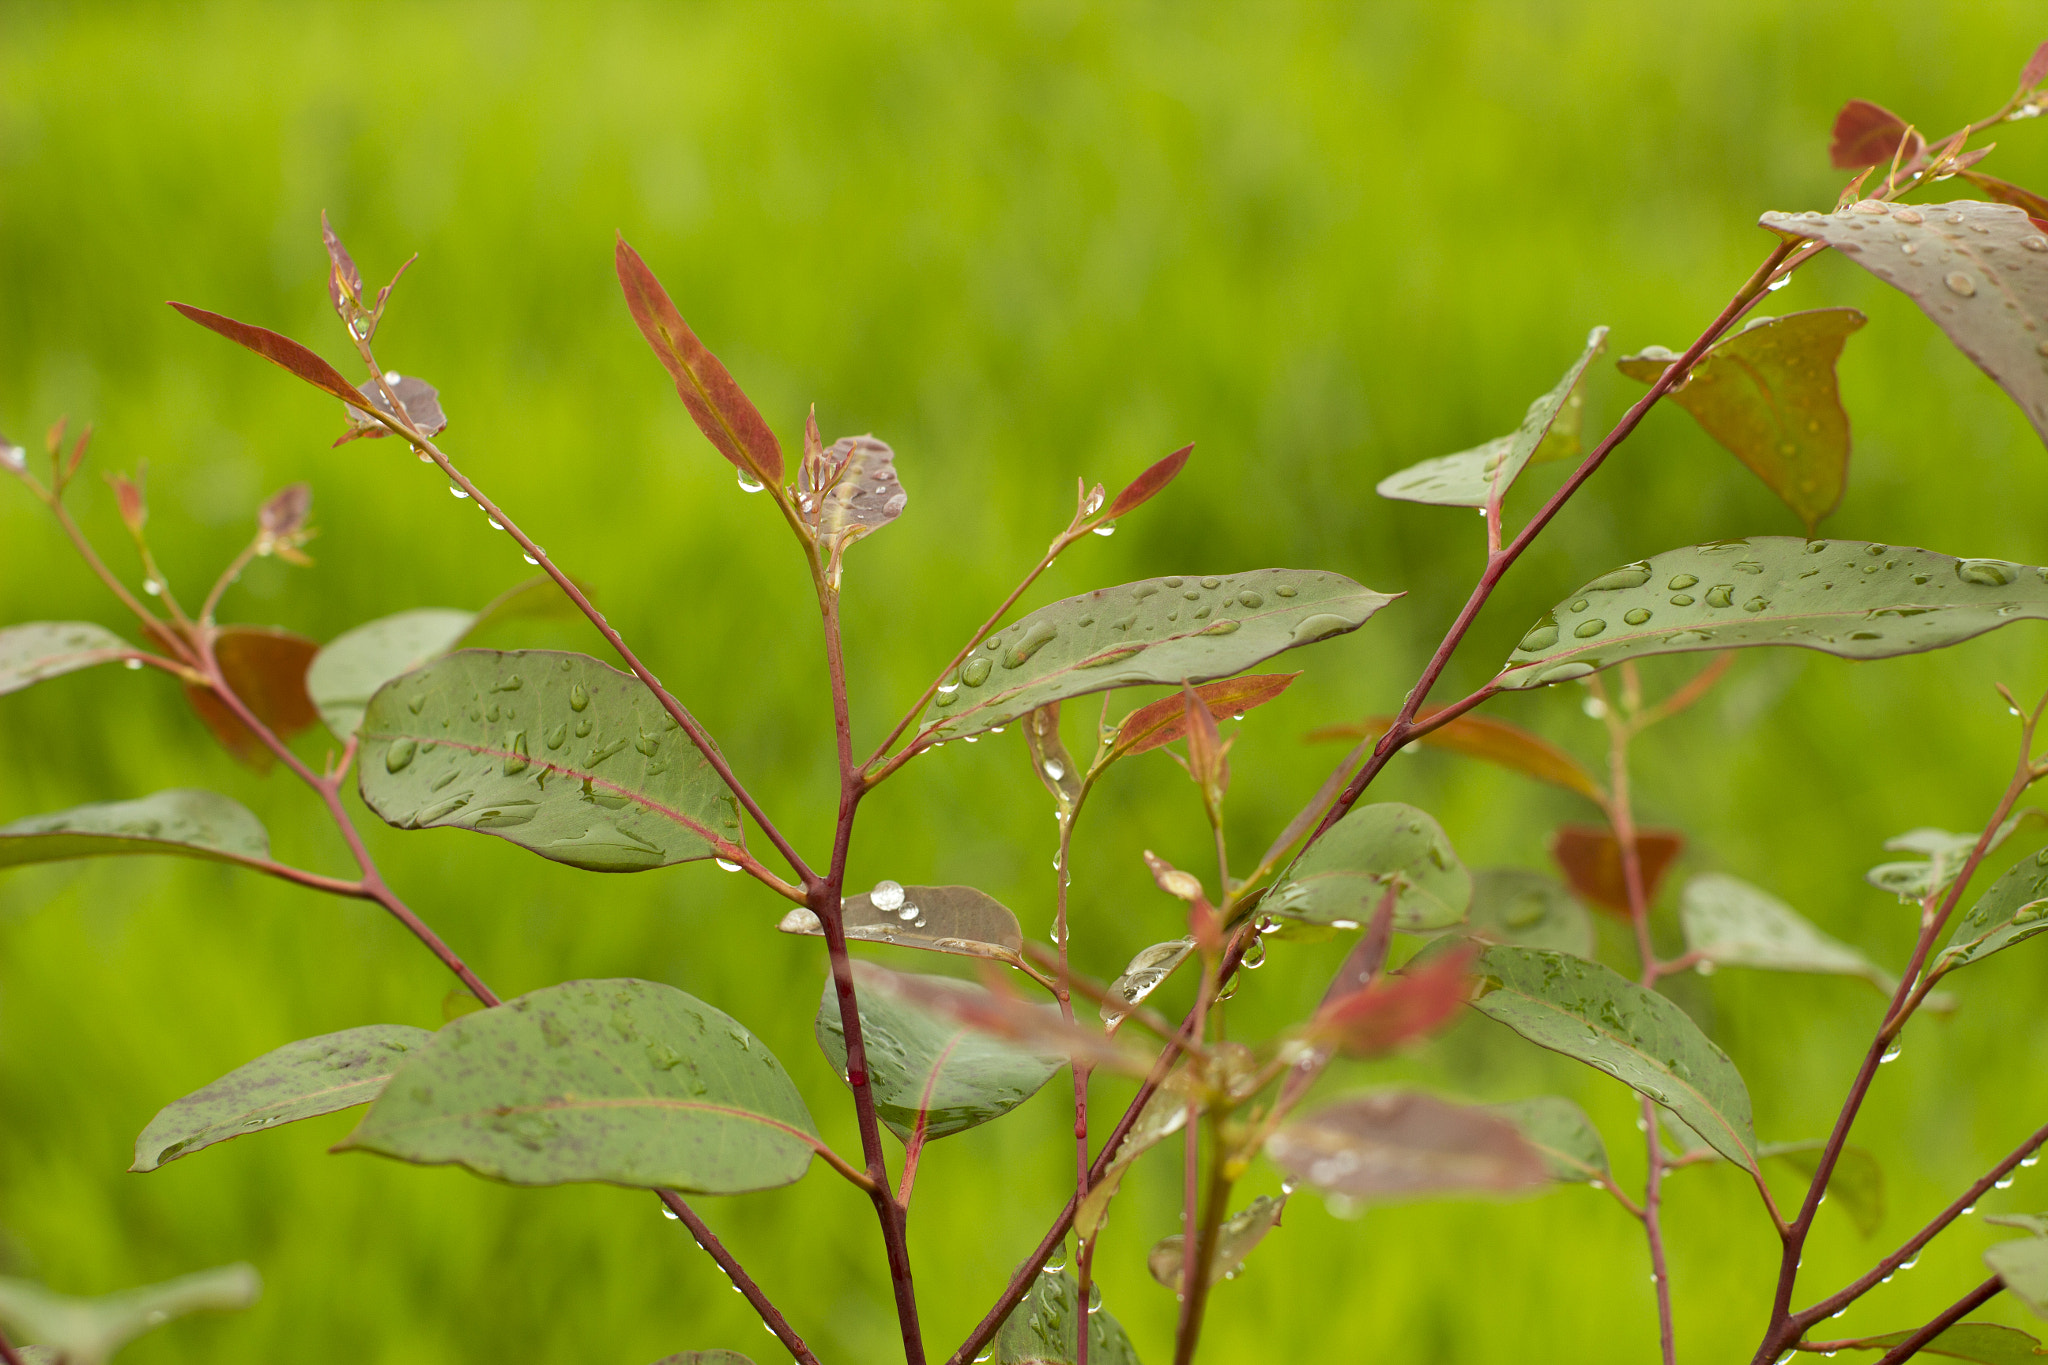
1996,1176 -> 2016,1189
143,578 -> 163,597
1092,521 -> 1117,537
661,1203 -> 680,1221
123,657 -> 143,670
1879,1041 -> 1902,1063
450,485 -> 469,499
1765,274 -> 1790,291
715,857 -> 742,873
736,468 -> 766,493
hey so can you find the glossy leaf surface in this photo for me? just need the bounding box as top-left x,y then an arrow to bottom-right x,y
308,608 -> 476,740
0,1264 -> 260,1365
1467,869 -> 1596,958
338,375 -> 447,444
358,649 -> 742,872
1311,710 -> 1604,802
1681,873 -> 1887,986
1939,845 -> 2048,973
1836,1323 -> 2047,1364
1989,1237 -> 2048,1319
921,569 -> 1393,744
1497,538 -> 2048,690
1760,202 -> 2048,444
169,301 -> 367,407
1960,171 -> 2048,221
341,979 -> 817,1195
183,625 -> 322,770
1148,1193 -> 1287,1293
1463,943 -> 1759,1171
1100,938 -> 1194,1022
133,1025 -> 433,1171
1267,1090 -> 1548,1198
0,789 -> 269,870
1266,802 -> 1470,931
797,434 -> 905,568
1109,673 -> 1297,761
993,1265 -> 1140,1365
0,622 -> 132,696
778,884 -> 1025,969
1488,1095 -> 1610,1184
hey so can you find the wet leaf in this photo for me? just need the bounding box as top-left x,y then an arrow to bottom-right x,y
867,963 -> 1141,1077
615,238 -> 782,484
1960,171 -> 2048,222
1023,704 -> 1083,808
308,608 -> 476,741
1618,309 -> 1865,532
778,884 -> 1025,969
1149,1193 -> 1287,1293
1459,943 -> 1760,1171
1099,938 -> 1195,1023
0,1264 -> 261,1365
1375,327 -> 1608,507
922,570 -> 1394,745
1467,869 -> 1597,958
183,625 -> 322,771
813,965 -> 1063,1143
1075,1088 -> 1187,1240
168,302 -> 368,408
1836,1323 -> 2048,1364
1869,810 -> 2047,902
1497,538 -> 2048,690
1763,1142 -> 1885,1238
1266,1090 -> 1548,1199
1761,202 -> 2048,444
357,649 -> 743,873
1548,825 -> 1683,916
1938,844 -> 2048,974
1106,442 -> 1193,519
1488,1096 -> 1611,1184
1309,945 -> 1473,1057
0,789 -> 269,871
0,622 -> 132,696
339,978 -> 818,1195
992,1264 -> 1140,1365
1267,802 -> 1470,931
132,1025 -> 433,1171
797,435 -> 905,572
1829,100 -> 1923,169
1681,873 -> 1888,986
1108,673 -> 1298,762
1988,1237 -> 2048,1319
337,375 -> 448,444
1309,709 -> 1604,803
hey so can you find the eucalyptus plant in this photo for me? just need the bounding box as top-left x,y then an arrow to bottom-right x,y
14,44 -> 2048,1365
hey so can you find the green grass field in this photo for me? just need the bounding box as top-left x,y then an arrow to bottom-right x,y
7,2 -> 2048,1361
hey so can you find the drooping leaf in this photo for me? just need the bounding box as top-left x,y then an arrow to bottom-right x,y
1829,100 -> 1924,169
1618,309 -> 1865,532
307,608 -> 476,741
336,375 -> 448,445
1024,704 -> 1083,809
357,649 -> 743,872
1548,825 -> 1684,916
0,1264 -> 261,1365
1461,943 -> 1760,1171
1375,327 -> 1609,507
1075,1088 -> 1187,1240
1989,1214 -> 2048,1237
132,1025 -> 433,1171
1760,202 -> 2048,445
1266,1090 -> 1548,1199
1836,1323 -> 2048,1364
1148,1193 -> 1288,1293
1960,171 -> 2048,222
0,790 -> 269,871
1308,709 -> 1604,803
1497,538 -> 2048,690
614,238 -> 782,484
1106,442 -> 1193,520
1763,1141 -> 1885,1238
168,302 -> 368,408
183,625 -> 322,771
797,434 -> 905,571
1988,1237 -> 2048,1319
339,978 -> 818,1195
1488,1096 -> 1611,1184
1681,873 -> 1888,987
1466,869 -> 1597,958
1266,802 -> 1470,931
992,1264 -> 1140,1365
1099,938 -> 1195,1023
0,622 -> 132,696
778,884 -> 1026,969
813,965 -> 1064,1143
1308,945 -> 1473,1057
922,570 -> 1394,744
1108,673 -> 1298,762
1939,844 -> 2048,974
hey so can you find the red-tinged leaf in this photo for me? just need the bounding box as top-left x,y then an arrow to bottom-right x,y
183,626 -> 323,772
1111,673 -> 1299,760
1312,944 -> 1473,1057
2024,40 -> 2048,91
1143,850 -> 1206,904
168,303 -> 367,408
257,483 -> 312,540
1181,686 -> 1229,802
1961,169 -> 2048,220
1023,703 -> 1082,808
336,375 -> 448,445
320,211 -> 363,312
1309,708 -> 1604,804
1277,888 -> 1397,1112
1830,100 -> 1923,170
1105,443 -> 1192,520
1266,1090 -> 1549,1199
875,964 -> 1144,1076
105,471 -> 147,534
1550,825 -> 1685,916
614,237 -> 782,483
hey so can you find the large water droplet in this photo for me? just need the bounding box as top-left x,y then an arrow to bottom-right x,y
1519,622 -> 1559,651
736,467 -> 766,493
1584,561 -> 1653,591
715,857 -> 742,872
386,739 -> 418,772
1573,618 -> 1607,639
1289,613 -> 1352,644
1704,585 -> 1735,608
569,683 -> 590,711
962,656 -> 993,687
871,880 -> 906,913
1623,608 -> 1652,626
1944,271 -> 1978,297
1958,558 -> 2019,586
1092,521 -> 1117,537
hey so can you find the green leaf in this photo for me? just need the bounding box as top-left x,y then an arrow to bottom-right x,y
1680,873 -> 1888,987
0,622 -> 132,696
779,883 -> 1025,969
1763,1142 -> 1885,1238
993,1264 -> 1141,1365
1988,1213 -> 2048,1237
1760,202 -> 2048,446
1376,327 -> 1609,507
1266,803 -> 1471,932
132,1025 -> 434,1172
1099,938 -> 1195,1023
1462,943 -> 1760,1172
1989,1236 -> 2048,1319
1266,1089 -> 1548,1199
1488,1096 -> 1611,1184
1497,538 -> 2048,690
1075,1088 -> 1187,1241
813,966 -> 1064,1143
357,649 -> 743,872
338,978 -> 818,1195
1148,1193 -> 1288,1293
1837,1323 -> 2048,1363
308,607 -> 476,741
0,790 -> 270,870
1618,309 -> 1864,533
922,569 -> 1394,744
1467,869 -> 1596,958
0,1264 -> 261,1365
1939,845 -> 2048,974
1868,811 -> 2047,901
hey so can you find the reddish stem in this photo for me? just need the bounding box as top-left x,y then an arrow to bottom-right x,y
657,1190 -> 822,1365
1870,1277 -> 2004,1365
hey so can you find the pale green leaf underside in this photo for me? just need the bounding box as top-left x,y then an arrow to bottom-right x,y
1466,943 -> 1759,1172
341,978 -> 818,1196
0,1265 -> 261,1365
0,621 -> 132,697
994,1266 -> 1141,1365
1940,845 -> 2048,973
1467,869 -> 1596,958
1149,1193 -> 1287,1292
308,607 -> 477,741
1498,538 -> 2048,690
1267,802 -> 1471,931
1681,873 -> 1888,986
133,1024 -> 434,1172
358,649 -> 742,872
1763,1141 -> 1885,1238
0,789 -> 270,870
922,569 -> 1394,743
1489,1095 -> 1611,1183
1839,1322 -> 2048,1363
1988,1236 -> 2048,1319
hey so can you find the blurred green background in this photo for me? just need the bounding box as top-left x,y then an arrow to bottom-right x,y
6,2 -> 2048,1361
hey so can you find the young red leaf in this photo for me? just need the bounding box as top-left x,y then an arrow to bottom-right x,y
1550,825 -> 1685,916
1111,673 -> 1298,760
1105,443 -> 1192,520
1023,703 -> 1082,808
2023,40 -> 2048,91
1143,849 -> 1206,904
1181,685 -> 1230,805
614,237 -> 783,484
183,626 -> 323,772
168,303 -> 368,408
320,211 -> 363,313
105,471 -> 147,535
1311,943 -> 1474,1057
1278,887 -> 1398,1113
1829,100 -> 1923,170
257,483 -> 312,541
1308,706 -> 1604,804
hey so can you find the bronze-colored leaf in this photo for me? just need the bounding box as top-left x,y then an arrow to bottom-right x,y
1266,1090 -> 1549,1200
1549,825 -> 1685,916
1105,443 -> 1193,519
1109,673 -> 1298,760
1961,170 -> 2048,221
2024,40 -> 2048,91
1307,707 -> 1604,803
778,883 -> 1026,969
320,211 -> 363,311
257,484 -> 312,540
1829,100 -> 1923,170
336,375 -> 447,446
1309,944 -> 1473,1057
184,626 -> 322,771
168,303 -> 367,408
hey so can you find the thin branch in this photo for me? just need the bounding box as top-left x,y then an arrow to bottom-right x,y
657,1190 -> 824,1365
1871,1277 -> 2004,1365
